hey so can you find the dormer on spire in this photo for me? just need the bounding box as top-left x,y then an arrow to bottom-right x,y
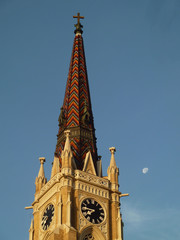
82,101 -> 90,125
73,12 -> 84,34
58,107 -> 66,127
35,157 -> 47,193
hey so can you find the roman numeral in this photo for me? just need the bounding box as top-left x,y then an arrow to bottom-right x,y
83,212 -> 87,216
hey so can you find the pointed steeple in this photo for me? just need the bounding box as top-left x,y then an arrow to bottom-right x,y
56,14 -> 98,170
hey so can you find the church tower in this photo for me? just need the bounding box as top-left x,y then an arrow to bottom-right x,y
27,13 -> 128,240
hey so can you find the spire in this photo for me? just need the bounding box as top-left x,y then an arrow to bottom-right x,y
38,157 -> 46,178
109,147 -> 117,168
56,15 -> 98,170
35,157 -> 47,193
107,147 -> 119,185
97,156 -> 102,177
63,130 -> 71,152
61,130 -> 76,171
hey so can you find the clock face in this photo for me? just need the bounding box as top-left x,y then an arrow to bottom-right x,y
41,204 -> 55,230
81,198 -> 105,224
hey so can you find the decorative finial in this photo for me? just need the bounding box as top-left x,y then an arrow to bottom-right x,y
73,12 -> 84,34
109,147 -> 116,155
64,129 -> 70,138
39,157 -> 46,165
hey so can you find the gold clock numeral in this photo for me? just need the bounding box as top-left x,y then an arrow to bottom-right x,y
99,216 -> 103,221
83,211 -> 87,216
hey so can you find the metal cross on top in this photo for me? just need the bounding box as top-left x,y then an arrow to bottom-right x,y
73,12 -> 84,24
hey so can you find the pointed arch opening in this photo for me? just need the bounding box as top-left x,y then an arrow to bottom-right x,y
80,226 -> 106,240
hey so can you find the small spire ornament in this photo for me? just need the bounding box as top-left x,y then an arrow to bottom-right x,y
73,12 -> 84,34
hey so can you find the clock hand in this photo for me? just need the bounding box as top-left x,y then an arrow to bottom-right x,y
87,209 -> 95,215
43,216 -> 48,224
82,207 -> 95,211
89,209 -> 95,213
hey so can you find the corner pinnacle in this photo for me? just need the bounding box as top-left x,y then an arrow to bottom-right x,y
38,157 -> 46,178
109,147 -> 117,168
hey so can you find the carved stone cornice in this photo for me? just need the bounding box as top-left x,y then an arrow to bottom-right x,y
33,169 -> 111,206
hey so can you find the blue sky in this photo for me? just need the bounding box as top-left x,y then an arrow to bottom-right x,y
0,0 -> 180,239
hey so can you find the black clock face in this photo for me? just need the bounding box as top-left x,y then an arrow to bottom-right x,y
81,198 -> 105,224
41,204 -> 55,230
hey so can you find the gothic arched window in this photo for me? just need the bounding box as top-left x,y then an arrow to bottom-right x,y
83,233 -> 94,240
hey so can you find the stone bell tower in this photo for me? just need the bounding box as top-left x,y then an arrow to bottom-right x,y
26,13 -> 128,240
